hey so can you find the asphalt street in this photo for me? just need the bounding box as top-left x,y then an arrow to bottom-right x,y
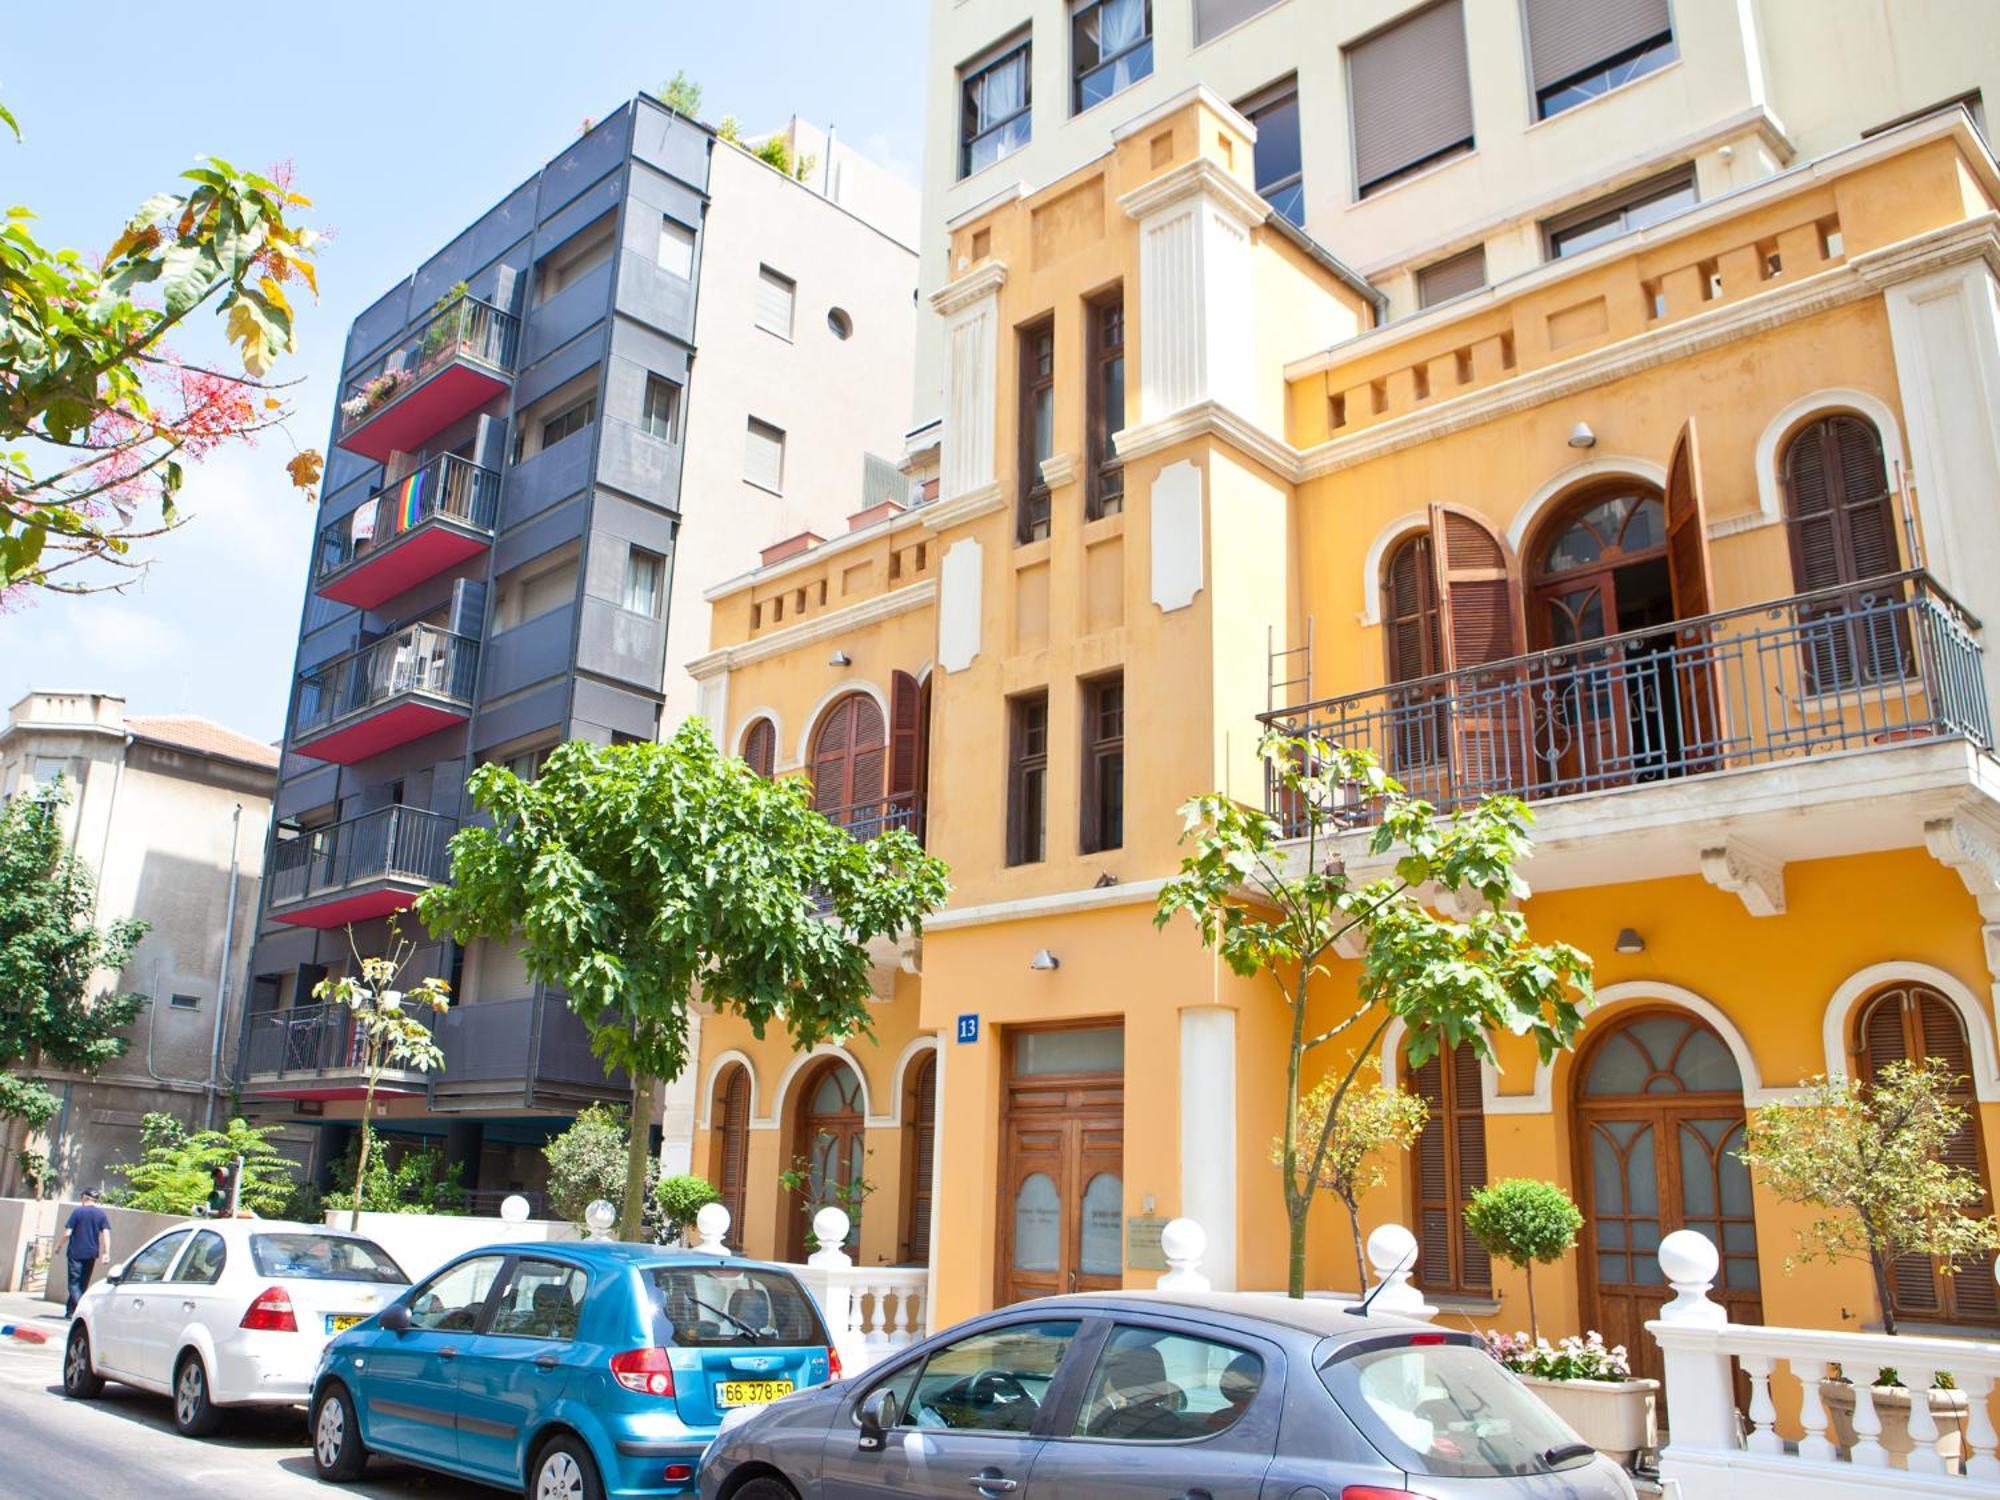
0,1300 -> 460,1500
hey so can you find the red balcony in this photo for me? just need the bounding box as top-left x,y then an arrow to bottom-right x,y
314,454 -> 501,609
291,625 -> 479,765
266,804 -> 456,930
338,294 -> 519,464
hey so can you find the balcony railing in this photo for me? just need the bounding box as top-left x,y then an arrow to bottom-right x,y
820,791 -> 924,843
432,993 -> 627,1092
294,625 -> 478,750
314,453 -> 501,590
267,805 -> 457,913
239,1000 -> 436,1082
1261,570 -> 1991,831
338,293 -> 518,438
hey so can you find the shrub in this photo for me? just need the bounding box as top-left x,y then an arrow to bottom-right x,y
327,1137 -> 465,1215
655,1174 -> 720,1243
545,1103 -> 632,1228
107,1113 -> 293,1216
1464,1178 -> 1583,1339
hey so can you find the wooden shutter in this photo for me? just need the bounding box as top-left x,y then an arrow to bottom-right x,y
1664,420 -> 1715,618
903,1054 -> 937,1263
1452,1041 -> 1492,1289
741,719 -> 776,779
1385,534 -> 1442,684
1409,1040 -> 1490,1295
717,1066 -> 750,1247
1524,0 -> 1672,92
1410,1051 -> 1454,1288
1784,415 -> 1899,590
1783,421 -> 1844,593
889,671 -> 922,819
915,674 -> 932,844
811,697 -> 855,815
1428,504 -> 1524,798
812,693 -> 886,825
1348,0 -> 1473,192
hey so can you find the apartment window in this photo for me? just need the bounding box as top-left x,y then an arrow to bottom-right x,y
1018,319 -> 1055,543
1006,692 -> 1049,866
1195,0 -> 1282,46
539,216 -> 615,302
495,552 -> 579,630
756,266 -> 796,339
961,34 -> 1032,177
1072,0 -> 1153,114
746,418 -> 786,493
1240,78 -> 1304,227
1545,167 -> 1697,259
540,395 -> 596,451
1080,673 -> 1124,854
1417,245 -> 1487,308
624,546 -> 664,617
1526,0 -> 1677,121
658,217 -> 696,280
642,375 -> 681,442
169,993 -> 201,1012
1086,293 -> 1124,520
501,745 -> 551,781
1347,0 -> 1474,198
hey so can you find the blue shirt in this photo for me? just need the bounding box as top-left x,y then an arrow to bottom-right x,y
64,1204 -> 110,1262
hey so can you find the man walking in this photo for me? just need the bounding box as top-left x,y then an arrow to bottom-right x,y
56,1190 -> 111,1318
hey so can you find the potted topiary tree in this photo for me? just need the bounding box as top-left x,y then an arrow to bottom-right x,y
1469,1178 -> 1658,1468
1739,1058 -> 2000,1469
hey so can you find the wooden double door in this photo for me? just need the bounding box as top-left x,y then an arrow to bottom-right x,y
999,1037 -> 1125,1307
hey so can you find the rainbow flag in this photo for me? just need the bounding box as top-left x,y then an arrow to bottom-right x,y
382,466 -> 429,537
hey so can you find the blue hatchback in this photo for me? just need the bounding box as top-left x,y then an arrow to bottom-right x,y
307,1242 -> 836,1499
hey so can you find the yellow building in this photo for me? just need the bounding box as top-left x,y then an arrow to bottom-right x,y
684,90 -> 2000,1378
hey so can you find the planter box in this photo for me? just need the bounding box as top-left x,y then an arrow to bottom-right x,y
1517,1375 -> 1660,1468
1820,1379 -> 1970,1471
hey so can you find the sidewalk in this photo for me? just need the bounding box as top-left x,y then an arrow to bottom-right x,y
0,1290 -> 66,1335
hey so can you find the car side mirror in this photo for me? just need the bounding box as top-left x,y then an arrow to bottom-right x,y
857,1388 -> 899,1452
378,1303 -> 412,1333
104,1262 -> 127,1285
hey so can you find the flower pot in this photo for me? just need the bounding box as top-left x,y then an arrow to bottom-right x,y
1819,1379 -> 1970,1471
1517,1375 -> 1660,1468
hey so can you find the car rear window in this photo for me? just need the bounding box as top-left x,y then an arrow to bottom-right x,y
649,1266 -> 828,1349
249,1233 -> 408,1284
1321,1338 -> 1592,1479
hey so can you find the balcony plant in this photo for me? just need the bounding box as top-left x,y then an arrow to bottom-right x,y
340,366 -> 412,422
1485,1329 -> 1658,1469
418,281 -> 470,364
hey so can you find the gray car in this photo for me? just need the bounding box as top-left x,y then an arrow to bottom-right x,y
696,1289 -> 1639,1500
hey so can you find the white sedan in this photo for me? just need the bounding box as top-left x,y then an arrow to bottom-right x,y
61,1218 -> 411,1436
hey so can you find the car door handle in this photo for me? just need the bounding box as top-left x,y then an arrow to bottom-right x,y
437,1346 -> 458,1360
533,1354 -> 559,1370
181,1301 -> 195,1313
968,1475 -> 1018,1495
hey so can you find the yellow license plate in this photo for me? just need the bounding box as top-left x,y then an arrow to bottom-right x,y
325,1314 -> 364,1334
717,1379 -> 793,1407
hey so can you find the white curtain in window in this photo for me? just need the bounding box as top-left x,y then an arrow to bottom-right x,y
1097,0 -> 1143,58
979,50 -> 1026,129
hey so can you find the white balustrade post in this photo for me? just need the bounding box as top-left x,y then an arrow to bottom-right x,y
1653,1232 -> 1739,1453
1850,1368 -> 1888,1468
1362,1223 -> 1435,1320
1792,1358 -> 1836,1462
1158,1219 -> 1211,1293
807,1207 -> 862,1373
1903,1362 -> 1947,1475
1740,1353 -> 1781,1454
691,1203 -> 732,1256
1961,1372 -> 2000,1480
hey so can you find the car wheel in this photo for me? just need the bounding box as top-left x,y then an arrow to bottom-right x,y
62,1325 -> 103,1399
732,1481 -> 800,1500
528,1434 -> 604,1500
312,1382 -> 368,1482
172,1351 -> 223,1437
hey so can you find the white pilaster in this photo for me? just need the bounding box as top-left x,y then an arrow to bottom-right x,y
929,262 -> 1008,505
1178,1006 -> 1238,1291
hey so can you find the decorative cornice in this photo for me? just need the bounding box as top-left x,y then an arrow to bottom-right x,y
924,877 -> 1170,931
1926,812 -> 2000,923
1038,451 -> 1077,489
1850,212 -> 2000,291
1699,839 -> 1788,917
929,260 -> 1009,317
1114,399 -> 1298,481
684,580 -> 936,680
924,481 -> 1007,532
1108,83 -> 1259,147
1116,156 -> 1268,230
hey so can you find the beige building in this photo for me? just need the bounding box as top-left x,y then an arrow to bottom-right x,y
0,692 -> 276,1198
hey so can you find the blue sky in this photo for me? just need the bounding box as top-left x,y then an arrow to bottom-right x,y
0,0 -> 929,740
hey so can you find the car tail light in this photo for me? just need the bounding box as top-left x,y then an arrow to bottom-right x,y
662,1464 -> 693,1483
826,1344 -> 843,1382
610,1347 -> 676,1396
1407,1333 -> 1447,1346
1342,1489 -> 1420,1499
240,1286 -> 298,1332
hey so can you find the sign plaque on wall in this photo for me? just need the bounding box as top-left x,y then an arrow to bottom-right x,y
1126,1214 -> 1169,1271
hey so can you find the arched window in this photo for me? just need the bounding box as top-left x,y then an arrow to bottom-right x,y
1405,1041 -> 1489,1295
1781,414 -> 1899,594
809,693 -> 886,830
789,1059 -> 866,1260
900,1051 -> 937,1266
740,719 -> 776,779
1856,984 -> 2000,1327
709,1064 -> 750,1249
1383,533 -> 1443,684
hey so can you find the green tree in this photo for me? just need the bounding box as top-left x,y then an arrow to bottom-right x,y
0,781 -> 147,1181
1285,1056 -> 1429,1295
1157,732 -> 1592,1298
658,70 -> 703,117
417,721 -> 949,1239
312,926 -> 450,1228
1463,1178 -> 1583,1339
1740,1058 -> 2000,1335
544,1103 -> 633,1228
107,1112 -> 293,1217
1,101 -> 323,595
326,1135 -> 466,1215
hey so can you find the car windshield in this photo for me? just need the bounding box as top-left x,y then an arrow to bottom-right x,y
648,1266 -> 827,1348
1321,1339 -> 1592,1479
249,1233 -> 408,1284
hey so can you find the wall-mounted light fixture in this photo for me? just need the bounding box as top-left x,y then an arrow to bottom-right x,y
828,650 -> 852,667
1614,927 -> 1646,954
1029,949 -> 1060,972
1568,421 -> 1597,450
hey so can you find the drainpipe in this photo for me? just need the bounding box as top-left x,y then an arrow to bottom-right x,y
206,803 -> 244,1128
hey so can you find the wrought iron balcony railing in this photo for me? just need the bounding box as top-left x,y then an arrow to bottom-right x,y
314,453 -> 501,583
239,999 -> 437,1080
294,625 -> 479,743
266,804 -> 457,912
820,791 -> 924,843
1260,570 -> 1991,832
338,293 -> 519,438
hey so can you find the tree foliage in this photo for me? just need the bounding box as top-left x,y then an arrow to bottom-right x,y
418,720 -> 949,1238
326,1135 -> 466,1216
0,781 -> 147,1133
658,71 -> 703,117
1157,732 -> 1592,1297
655,1173 -> 720,1241
1284,1056 -> 1428,1294
1464,1178 -> 1583,1339
543,1105 -> 719,1242
106,1112 -> 292,1216
1,100 -> 324,596
1740,1058 -> 2000,1335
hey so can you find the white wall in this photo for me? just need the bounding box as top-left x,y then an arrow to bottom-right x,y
320,1210 -> 582,1284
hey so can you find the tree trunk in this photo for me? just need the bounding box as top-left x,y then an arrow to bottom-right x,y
1346,1199 -> 1367,1296
1288,1205 -> 1309,1300
1525,1260 -> 1539,1342
1870,1250 -> 1898,1337
351,1115 -> 372,1232
621,1073 -> 656,1242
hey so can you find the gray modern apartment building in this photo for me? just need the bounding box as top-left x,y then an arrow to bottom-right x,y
235,94 -> 918,1208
